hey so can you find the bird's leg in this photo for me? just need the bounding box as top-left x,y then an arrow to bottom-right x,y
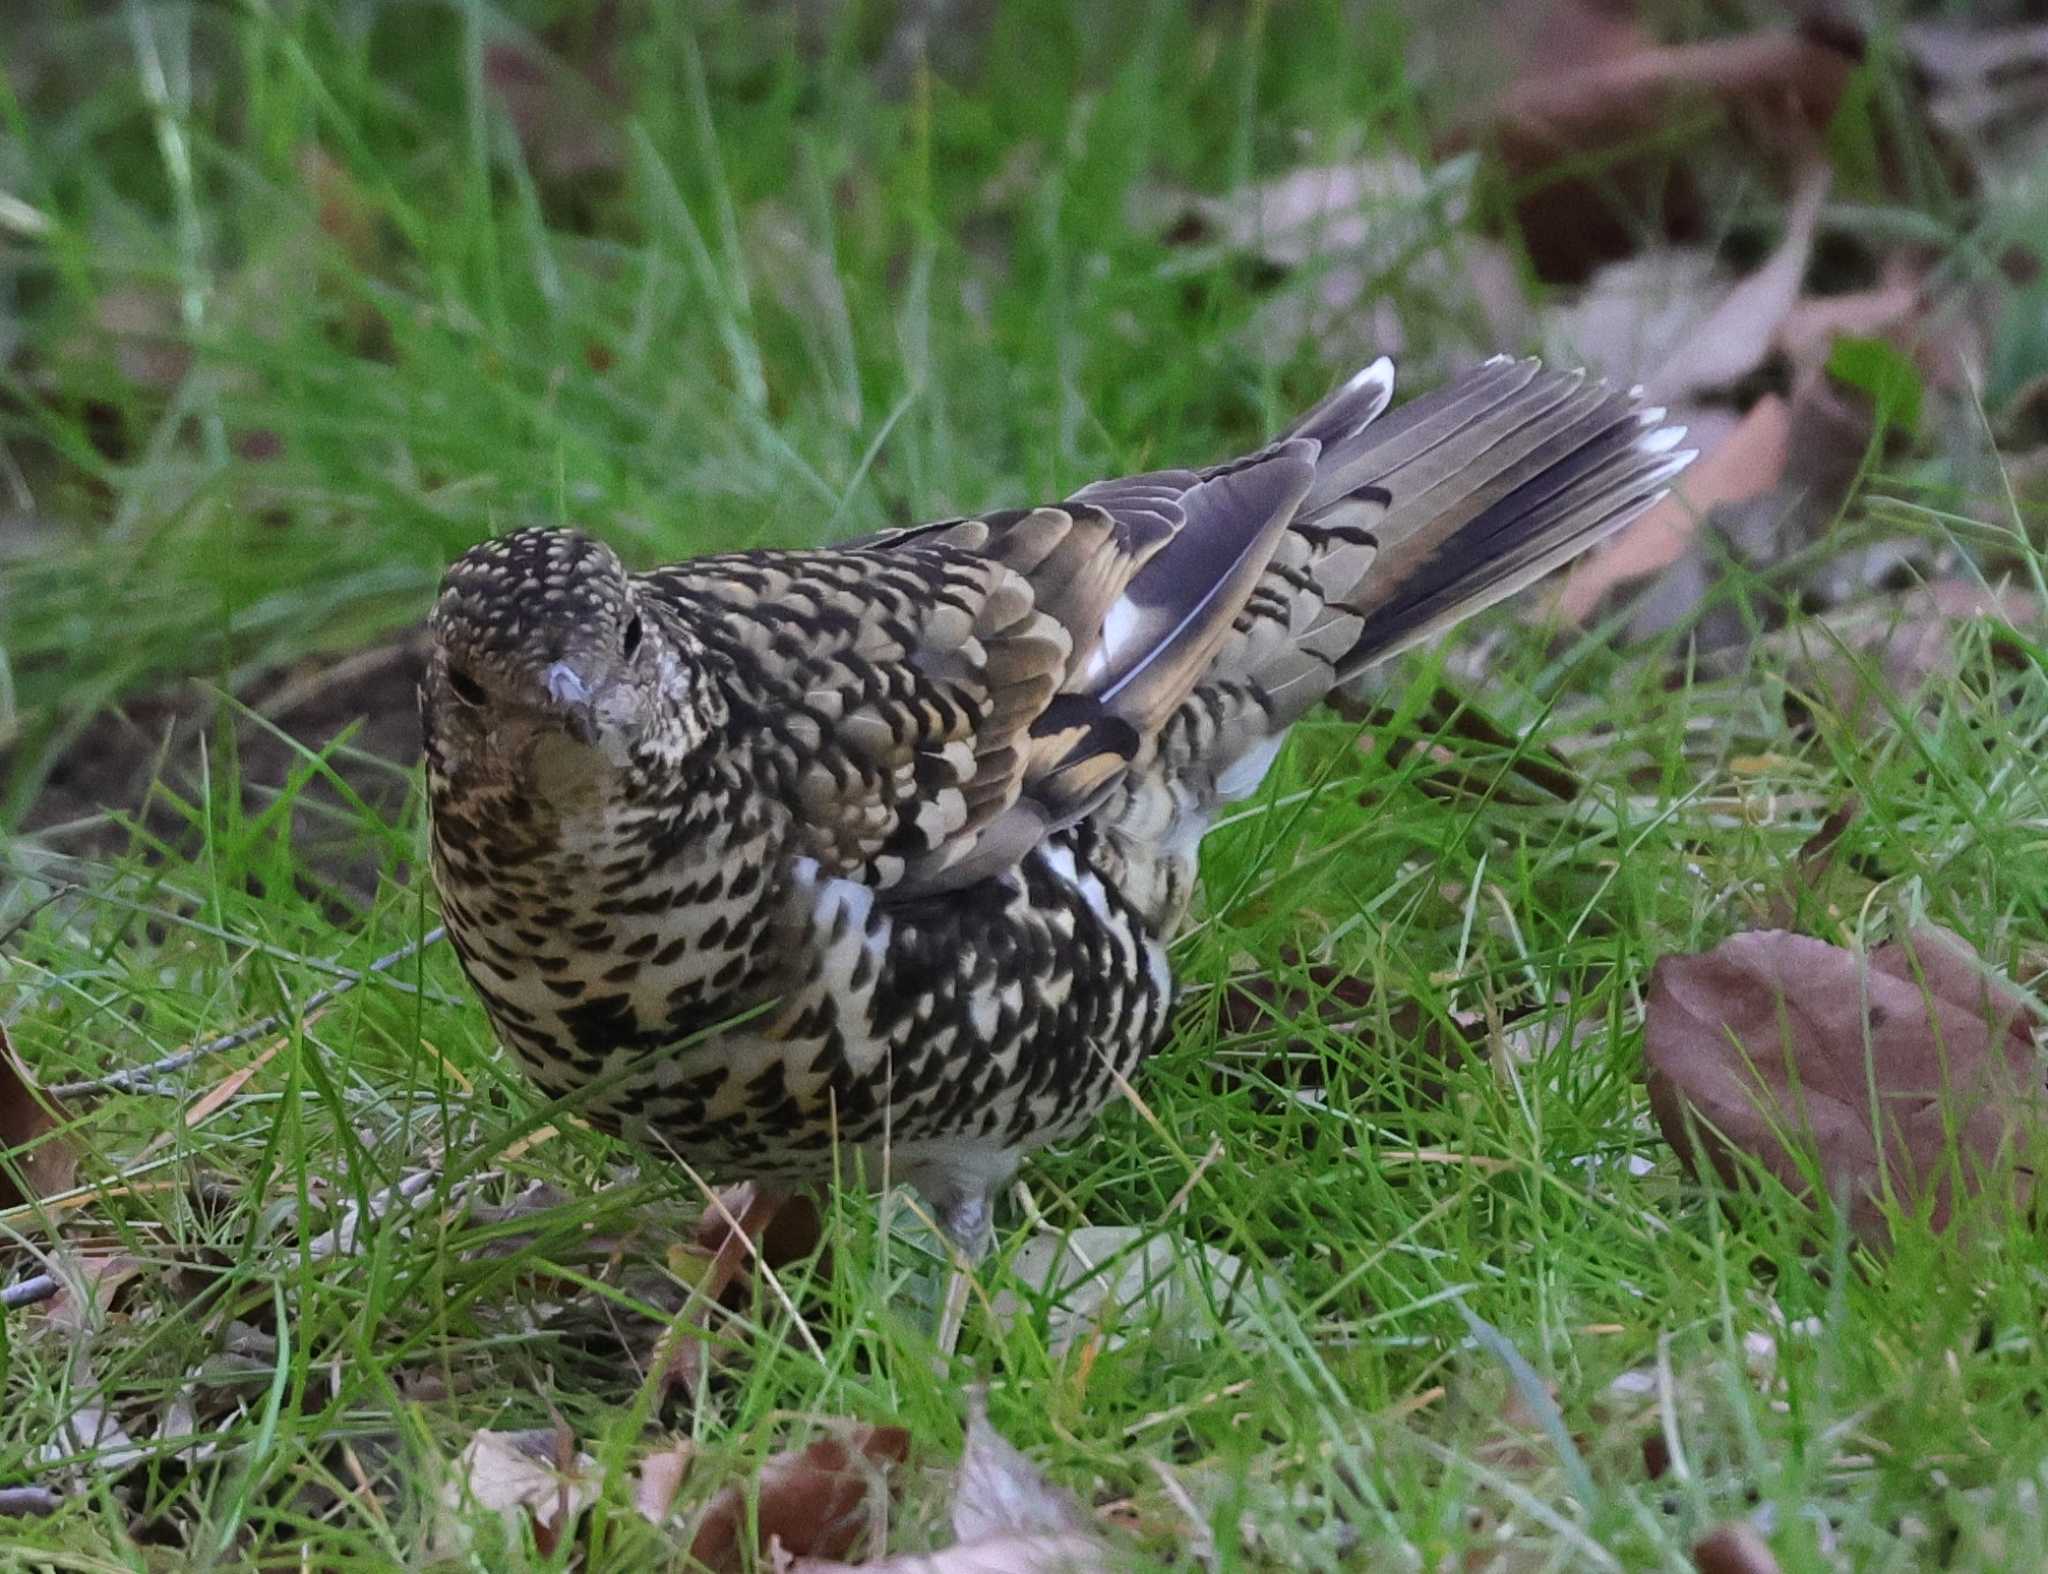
918,1170 -> 1007,1361
938,1190 -> 996,1262
931,1213 -> 983,1364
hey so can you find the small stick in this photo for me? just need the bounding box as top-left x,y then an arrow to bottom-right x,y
1,1273 -> 60,1311
49,926 -> 447,1099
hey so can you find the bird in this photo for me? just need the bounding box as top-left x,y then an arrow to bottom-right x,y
421,355 -> 1691,1258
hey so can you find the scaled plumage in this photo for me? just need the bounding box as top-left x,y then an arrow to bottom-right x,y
422,356 -> 1692,1245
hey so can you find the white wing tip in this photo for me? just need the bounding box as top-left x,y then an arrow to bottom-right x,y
1636,423 -> 1690,457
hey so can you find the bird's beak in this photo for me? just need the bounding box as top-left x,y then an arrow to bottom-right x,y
541,661 -> 601,746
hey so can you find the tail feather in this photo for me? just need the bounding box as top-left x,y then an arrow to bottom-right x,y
1123,356 -> 1692,837
1328,366 -> 1691,669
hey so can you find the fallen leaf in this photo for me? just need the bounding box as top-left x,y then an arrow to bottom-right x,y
1693,1520 -> 1783,1574
31,1250 -> 149,1481
1776,268 -> 1923,374
1904,20 -> 2048,176
949,1394 -> 1094,1544
992,1224 -> 1278,1360
0,1023 -> 78,1210
1643,927 -> 2045,1245
1154,154 -> 1528,372
1446,27 -> 1854,284
795,1394 -> 1114,1574
1541,161 -> 1827,401
36,1250 -> 142,1336
305,1168 -> 444,1260
90,285 -> 192,394
633,1439 -> 696,1527
295,144 -> 382,268
483,34 -> 624,183
1805,578 -> 2043,731
688,1423 -> 912,1574
1550,394 -> 1791,624
1759,797 -> 1862,930
657,1183 -> 823,1399
434,1425 -> 601,1559
1647,165 -> 1830,400
1622,368 -> 1874,647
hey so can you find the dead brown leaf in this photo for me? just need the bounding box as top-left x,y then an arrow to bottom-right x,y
1643,926 -> 2046,1245
0,1023 -> 78,1210
688,1423 -> 912,1574
1904,20 -> 2048,178
794,1395 -> 1114,1574
1157,153 -> 1528,373
1758,797 -> 1862,930
658,1183 -> 824,1399
434,1425 -> 601,1560
1775,266 -> 1923,375
483,31 -> 624,184
1478,29 -> 1853,164
30,1250 -> 148,1482
36,1249 -> 142,1336
89,285 -> 191,394
633,1439 -> 696,1528
1443,24 -> 1852,284
1693,1520 -> 1783,1574
1622,368 -> 1874,648
1647,165 -> 1830,400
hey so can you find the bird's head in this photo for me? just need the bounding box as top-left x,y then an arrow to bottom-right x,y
423,527 -> 707,791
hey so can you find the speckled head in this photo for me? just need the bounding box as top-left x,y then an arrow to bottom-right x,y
423,527 -> 693,784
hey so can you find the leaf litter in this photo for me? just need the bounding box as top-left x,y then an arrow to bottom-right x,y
0,1021 -> 78,1213
793,1392 -> 1114,1574
1643,925 -> 2045,1246
992,1223 -> 1281,1362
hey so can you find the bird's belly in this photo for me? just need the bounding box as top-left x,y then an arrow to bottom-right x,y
462,833 -> 1180,1186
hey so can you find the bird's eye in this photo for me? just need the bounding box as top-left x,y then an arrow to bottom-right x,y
447,666 -> 488,707
621,613 -> 643,660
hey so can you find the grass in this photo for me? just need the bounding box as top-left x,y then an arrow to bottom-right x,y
3,0 -> 2048,1567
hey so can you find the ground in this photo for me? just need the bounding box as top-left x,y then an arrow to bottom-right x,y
2,1 -> 2047,1569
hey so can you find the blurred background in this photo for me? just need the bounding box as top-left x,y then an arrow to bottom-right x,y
1,0 -> 2044,883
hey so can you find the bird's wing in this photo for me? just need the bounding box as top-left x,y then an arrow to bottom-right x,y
650,446 -> 1317,895
655,358 -> 1687,900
